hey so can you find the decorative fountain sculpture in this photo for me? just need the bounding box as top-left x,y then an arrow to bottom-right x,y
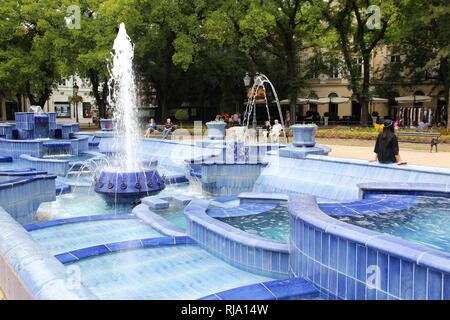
94,23 -> 165,202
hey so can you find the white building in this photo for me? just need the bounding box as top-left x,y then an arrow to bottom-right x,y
0,76 -> 97,126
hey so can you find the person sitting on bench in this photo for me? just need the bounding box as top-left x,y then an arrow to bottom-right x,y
269,119 -> 283,142
144,117 -> 158,138
162,118 -> 174,139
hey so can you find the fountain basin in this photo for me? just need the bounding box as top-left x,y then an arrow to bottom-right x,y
291,124 -> 318,147
94,168 -> 165,202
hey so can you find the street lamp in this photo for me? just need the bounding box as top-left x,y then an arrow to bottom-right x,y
73,81 -> 79,123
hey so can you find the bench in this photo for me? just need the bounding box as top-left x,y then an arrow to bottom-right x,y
397,131 -> 441,153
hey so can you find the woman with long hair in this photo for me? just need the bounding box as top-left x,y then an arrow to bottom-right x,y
370,119 -> 407,165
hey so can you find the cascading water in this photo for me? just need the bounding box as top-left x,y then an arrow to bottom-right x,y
94,23 -> 165,202
109,23 -> 140,171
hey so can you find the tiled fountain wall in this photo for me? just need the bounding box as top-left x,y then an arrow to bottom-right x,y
185,200 -> 289,278
255,153 -> 450,201
0,174 -> 57,224
0,137 -> 89,159
0,207 -> 96,300
289,194 -> 450,300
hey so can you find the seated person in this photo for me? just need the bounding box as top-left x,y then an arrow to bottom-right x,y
262,120 -> 272,138
144,117 -> 158,137
370,120 -> 407,165
162,118 -> 174,139
269,119 -> 283,142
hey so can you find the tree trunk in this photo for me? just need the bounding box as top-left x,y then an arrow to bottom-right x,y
286,46 -> 297,126
360,56 -> 371,127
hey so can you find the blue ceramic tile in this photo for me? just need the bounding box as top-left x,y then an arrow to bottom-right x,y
444,275 -> 450,300
413,265 -> 427,300
338,238 -> 347,273
314,230 -> 322,261
388,256 -> 400,298
271,252 -> 280,273
106,239 -> 143,252
338,273 -> 346,299
71,245 -> 110,260
320,265 -> 329,290
356,245 -> 367,282
330,235 -> 338,269
400,260 -> 413,300
356,281 -> 366,300
329,269 -> 338,296
321,233 -> 329,265
216,283 -> 274,300
347,242 -> 356,278
264,278 -> 317,300
55,252 -> 78,264
427,270 -> 442,300
255,248 -> 263,269
378,252 -> 389,292
346,278 -> 356,300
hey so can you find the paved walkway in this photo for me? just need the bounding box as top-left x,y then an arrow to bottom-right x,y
317,138 -> 450,169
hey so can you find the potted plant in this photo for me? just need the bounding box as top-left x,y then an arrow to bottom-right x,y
290,124 -> 318,147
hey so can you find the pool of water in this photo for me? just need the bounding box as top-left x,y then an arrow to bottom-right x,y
153,205 -> 187,229
336,196 -> 450,253
30,219 -> 161,255
37,187 -> 134,220
218,204 -> 290,241
70,245 -> 273,300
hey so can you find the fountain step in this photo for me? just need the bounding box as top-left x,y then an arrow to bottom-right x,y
171,195 -> 193,206
141,196 -> 169,209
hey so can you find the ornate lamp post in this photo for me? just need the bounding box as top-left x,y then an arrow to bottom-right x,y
73,81 -> 79,123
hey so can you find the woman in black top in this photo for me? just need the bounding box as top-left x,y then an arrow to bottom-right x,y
371,120 -> 407,165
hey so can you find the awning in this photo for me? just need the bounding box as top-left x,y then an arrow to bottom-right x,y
370,97 -> 389,103
278,98 -> 310,105
312,97 -> 350,105
395,95 -> 432,104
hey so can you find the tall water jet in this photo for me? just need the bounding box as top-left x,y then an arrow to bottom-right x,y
110,23 -> 140,171
94,23 -> 165,202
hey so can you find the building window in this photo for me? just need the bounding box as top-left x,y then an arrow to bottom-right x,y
54,102 -> 71,118
82,102 -> 92,118
329,61 -> 340,79
390,55 -> 401,63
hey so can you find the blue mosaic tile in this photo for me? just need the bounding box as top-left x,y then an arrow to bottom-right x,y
347,242 -> 356,278
338,239 -> 347,273
106,240 -> 143,252
356,245 -> 367,282
338,273 -> 346,299
264,278 -> 317,300
329,269 -> 338,296
427,270 -> 442,300
356,282 -> 366,300
388,256 -> 400,298
400,260 -> 413,299
413,265 -> 427,299
71,245 -> 110,260
330,235 -> 338,269
216,283 -> 274,300
55,252 -> 78,264
346,278 -> 356,300
378,252 -> 389,293
444,275 -> 450,300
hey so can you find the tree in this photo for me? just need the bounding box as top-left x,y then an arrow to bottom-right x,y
0,0 -> 70,107
392,0 -> 450,130
207,0 -> 320,122
316,0 -> 401,126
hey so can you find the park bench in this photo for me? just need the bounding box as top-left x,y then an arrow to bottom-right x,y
397,131 -> 441,153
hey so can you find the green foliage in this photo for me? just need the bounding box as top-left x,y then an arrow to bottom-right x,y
175,108 -> 189,121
